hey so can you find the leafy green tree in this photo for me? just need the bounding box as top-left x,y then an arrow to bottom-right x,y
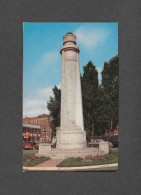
47,56 -> 118,139
101,56 -> 119,133
81,61 -> 98,140
95,85 -> 107,135
47,85 -> 61,138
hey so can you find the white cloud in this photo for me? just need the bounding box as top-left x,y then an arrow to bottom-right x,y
57,83 -> 61,89
23,97 -> 49,118
23,98 -> 49,117
97,67 -> 102,83
40,51 -> 59,67
74,25 -> 109,48
33,50 -> 60,78
36,86 -> 53,99
97,67 -> 102,74
23,83 -> 61,118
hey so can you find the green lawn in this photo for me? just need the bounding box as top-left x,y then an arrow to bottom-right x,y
23,153 -> 50,167
57,150 -> 118,167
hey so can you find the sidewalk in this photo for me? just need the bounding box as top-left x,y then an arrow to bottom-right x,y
35,159 -> 63,168
23,163 -> 118,171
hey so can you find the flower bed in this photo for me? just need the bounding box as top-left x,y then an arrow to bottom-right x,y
57,150 -> 118,167
23,153 -> 50,167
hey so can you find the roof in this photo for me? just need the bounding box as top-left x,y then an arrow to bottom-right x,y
23,114 -> 50,120
23,123 -> 40,129
37,114 -> 49,118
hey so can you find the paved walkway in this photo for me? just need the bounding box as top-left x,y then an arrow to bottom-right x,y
23,163 -> 118,171
35,159 -> 63,167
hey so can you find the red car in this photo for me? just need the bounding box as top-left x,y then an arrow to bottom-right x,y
23,141 -> 33,150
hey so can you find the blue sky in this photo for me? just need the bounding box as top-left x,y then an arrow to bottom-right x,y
23,22 -> 118,118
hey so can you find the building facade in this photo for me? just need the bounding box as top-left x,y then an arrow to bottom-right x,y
23,123 -> 40,143
23,114 -> 52,142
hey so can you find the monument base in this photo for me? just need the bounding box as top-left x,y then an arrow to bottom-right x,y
37,141 -> 109,160
56,126 -> 87,150
39,143 -> 51,156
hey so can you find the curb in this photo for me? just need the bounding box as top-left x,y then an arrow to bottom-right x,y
23,163 -> 118,171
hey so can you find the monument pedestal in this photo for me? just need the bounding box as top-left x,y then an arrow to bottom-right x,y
56,126 -> 86,150
37,141 -> 109,159
39,143 -> 51,156
99,141 -> 109,154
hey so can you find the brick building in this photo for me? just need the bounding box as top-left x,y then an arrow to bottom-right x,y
23,114 -> 52,141
23,123 -> 40,143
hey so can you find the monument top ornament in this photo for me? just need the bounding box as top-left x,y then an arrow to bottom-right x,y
60,32 -> 80,54
63,32 -> 76,44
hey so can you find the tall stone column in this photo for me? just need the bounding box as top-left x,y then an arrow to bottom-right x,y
56,33 -> 86,150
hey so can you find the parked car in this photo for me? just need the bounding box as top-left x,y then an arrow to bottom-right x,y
87,139 -> 99,148
23,141 -> 33,150
33,144 -> 39,150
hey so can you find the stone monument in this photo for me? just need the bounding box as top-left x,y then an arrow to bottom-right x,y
56,32 -> 86,150
38,32 -> 109,159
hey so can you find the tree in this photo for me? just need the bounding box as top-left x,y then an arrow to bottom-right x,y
47,86 -> 61,138
47,56 -> 119,139
81,61 -> 98,140
95,84 -> 107,135
101,56 -> 119,133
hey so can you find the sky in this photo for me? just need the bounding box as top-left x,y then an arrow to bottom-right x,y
23,22 -> 118,118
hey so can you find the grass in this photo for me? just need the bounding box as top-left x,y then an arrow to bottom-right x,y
57,150 -> 118,167
23,153 -> 50,167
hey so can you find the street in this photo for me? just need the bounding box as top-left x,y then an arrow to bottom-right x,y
23,149 -> 38,154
